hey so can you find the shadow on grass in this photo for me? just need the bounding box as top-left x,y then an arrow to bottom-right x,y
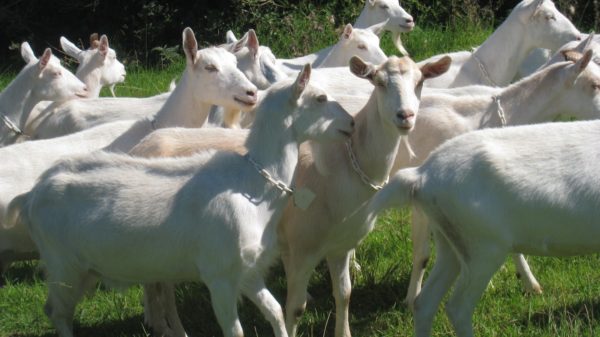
15,315 -> 149,337
2,261 -> 44,286
520,298 -> 600,330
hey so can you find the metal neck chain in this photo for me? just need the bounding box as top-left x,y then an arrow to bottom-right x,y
472,51 -> 498,87
0,112 -> 27,137
150,117 -> 158,130
345,139 -> 388,191
246,154 -> 294,195
492,96 -> 507,127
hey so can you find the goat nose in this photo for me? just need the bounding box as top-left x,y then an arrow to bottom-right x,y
247,90 -> 256,97
396,109 -> 415,120
350,119 -> 355,128
405,18 -> 414,24
576,35 -> 582,41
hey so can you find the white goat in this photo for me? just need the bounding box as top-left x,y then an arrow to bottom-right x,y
0,27 -> 258,274
396,49 -> 600,307
128,55 -> 452,337
278,23 -> 387,73
60,33 -> 126,98
0,43 -> 88,146
368,119 -> 600,337
354,0 -> 414,55
208,29 -> 288,128
24,29 -> 271,140
277,0 -> 413,67
421,0 -> 580,88
6,64 -> 355,337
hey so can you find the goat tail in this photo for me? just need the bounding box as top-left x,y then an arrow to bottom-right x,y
3,193 -> 30,230
367,167 -> 419,221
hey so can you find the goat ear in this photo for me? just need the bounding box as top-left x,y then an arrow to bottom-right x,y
226,30 -> 238,43
421,55 -> 452,79
21,42 -> 37,64
98,35 -> 109,57
293,64 -> 311,100
39,48 -> 52,70
562,49 -> 583,63
182,27 -> 198,66
342,24 -> 353,39
367,0 -> 377,7
349,56 -> 378,82
575,49 -> 593,71
60,37 -> 82,60
367,19 -> 388,36
89,33 -> 99,49
246,29 -> 259,58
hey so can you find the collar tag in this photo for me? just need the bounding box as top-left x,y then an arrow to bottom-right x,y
294,187 -> 315,210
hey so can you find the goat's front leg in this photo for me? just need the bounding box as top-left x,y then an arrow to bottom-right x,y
282,252 -> 314,337
242,274 -> 287,337
327,251 -> 353,337
512,254 -> 542,294
406,205 -> 431,309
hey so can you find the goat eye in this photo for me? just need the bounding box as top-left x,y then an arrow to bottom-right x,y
54,71 -> 62,77
592,84 -> 600,91
379,4 -> 389,9
205,65 -> 218,72
317,95 -> 327,103
357,44 -> 367,50
546,14 -> 556,21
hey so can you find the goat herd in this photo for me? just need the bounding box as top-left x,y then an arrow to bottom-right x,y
1,0 -> 599,336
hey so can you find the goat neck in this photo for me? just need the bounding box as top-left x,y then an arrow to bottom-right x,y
459,19 -> 530,87
493,62 -> 576,125
347,93 -> 402,187
151,71 -> 211,129
0,65 -> 39,143
244,91 -> 298,190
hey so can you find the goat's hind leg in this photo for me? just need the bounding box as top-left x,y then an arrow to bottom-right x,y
512,254 -> 542,294
444,244 -> 507,337
413,229 -> 460,337
143,282 -> 187,337
406,205 -> 431,309
44,261 -> 97,337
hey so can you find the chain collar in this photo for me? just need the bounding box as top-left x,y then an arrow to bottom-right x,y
492,96 -> 507,127
245,154 -> 294,195
0,112 -> 28,137
472,50 -> 498,87
345,139 -> 388,191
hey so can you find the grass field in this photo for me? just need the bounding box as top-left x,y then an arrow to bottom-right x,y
2,22 -> 600,337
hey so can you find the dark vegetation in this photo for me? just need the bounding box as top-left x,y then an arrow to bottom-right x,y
0,0 -> 595,70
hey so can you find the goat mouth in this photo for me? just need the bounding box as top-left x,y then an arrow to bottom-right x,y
399,23 -> 415,31
338,129 -> 353,138
234,96 -> 257,107
75,93 -> 88,98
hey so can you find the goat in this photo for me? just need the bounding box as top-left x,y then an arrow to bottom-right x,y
354,0 -> 414,55
128,55 -> 452,337
395,48 -> 600,307
5,64 -> 354,337
24,29 -> 270,140
367,119 -> 600,337
278,23 -> 387,73
60,33 -> 126,98
0,27 -> 257,275
0,43 -> 87,146
420,0 -> 580,88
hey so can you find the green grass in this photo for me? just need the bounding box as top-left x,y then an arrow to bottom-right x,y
2,22 -> 600,337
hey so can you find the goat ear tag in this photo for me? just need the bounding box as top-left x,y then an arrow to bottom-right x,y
294,187 -> 315,210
